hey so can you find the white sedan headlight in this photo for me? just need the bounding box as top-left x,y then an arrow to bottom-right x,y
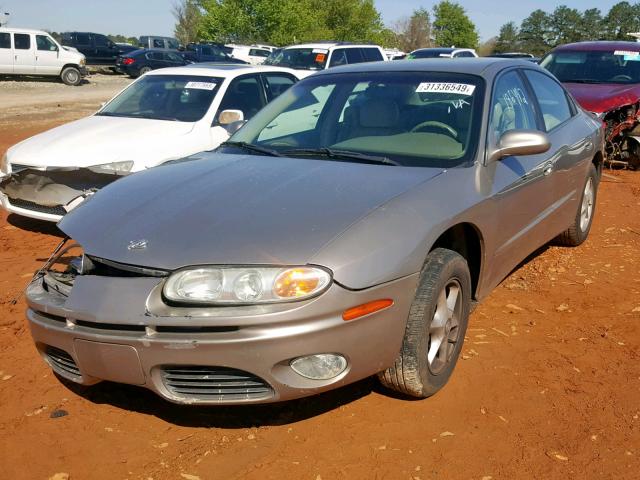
88,161 -> 134,175
163,266 -> 332,305
0,152 -> 8,175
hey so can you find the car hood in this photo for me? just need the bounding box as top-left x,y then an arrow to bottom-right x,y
8,116 -> 198,171
59,154 -> 443,272
564,82 -> 640,113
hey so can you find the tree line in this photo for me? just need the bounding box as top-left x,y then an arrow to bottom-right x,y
173,0 -> 479,51
494,2 -> 640,56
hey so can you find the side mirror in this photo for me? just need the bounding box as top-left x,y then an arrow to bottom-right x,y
488,130 -> 551,162
218,109 -> 244,125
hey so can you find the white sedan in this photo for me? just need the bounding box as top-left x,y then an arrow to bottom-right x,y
0,64 -> 300,222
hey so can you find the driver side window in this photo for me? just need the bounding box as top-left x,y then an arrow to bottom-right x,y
490,71 -> 538,142
217,75 -> 265,124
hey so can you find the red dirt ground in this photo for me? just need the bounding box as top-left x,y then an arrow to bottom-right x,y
0,120 -> 639,480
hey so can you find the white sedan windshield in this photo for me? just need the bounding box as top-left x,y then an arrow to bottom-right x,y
98,75 -> 223,122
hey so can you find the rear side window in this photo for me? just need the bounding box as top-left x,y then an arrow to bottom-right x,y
249,48 -> 269,57
263,74 -> 296,101
0,33 -> 10,49
95,35 -> 110,47
76,33 -> 91,46
14,34 -> 31,50
524,70 -> 572,131
345,48 -> 365,64
362,48 -> 384,62
456,51 -> 475,58
201,46 -> 213,56
153,39 -> 164,48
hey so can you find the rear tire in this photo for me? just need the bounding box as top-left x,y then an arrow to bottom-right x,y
555,163 -> 598,247
60,66 -> 82,86
378,248 -> 471,398
139,66 -> 152,76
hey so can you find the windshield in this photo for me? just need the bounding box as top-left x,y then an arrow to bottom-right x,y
541,50 -> 640,84
264,48 -> 328,70
97,75 -> 223,122
226,71 -> 484,167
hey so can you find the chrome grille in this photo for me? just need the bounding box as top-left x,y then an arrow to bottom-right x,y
45,346 -> 82,379
161,366 -> 273,401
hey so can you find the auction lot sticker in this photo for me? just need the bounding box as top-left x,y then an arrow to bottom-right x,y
416,82 -> 476,95
185,81 -> 217,90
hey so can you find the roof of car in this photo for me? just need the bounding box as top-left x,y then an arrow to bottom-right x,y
312,57 -> 535,76
412,47 -> 474,54
284,43 -> 381,50
554,41 -> 640,52
0,27 -> 49,35
147,64 -> 299,78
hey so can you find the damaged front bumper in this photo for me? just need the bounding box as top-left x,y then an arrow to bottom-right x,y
0,167 -> 127,222
25,253 -> 416,405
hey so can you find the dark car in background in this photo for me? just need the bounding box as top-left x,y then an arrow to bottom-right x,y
182,43 -> 248,64
61,32 -> 132,65
115,49 -> 190,77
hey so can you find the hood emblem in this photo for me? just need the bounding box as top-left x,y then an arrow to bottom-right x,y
127,239 -> 148,251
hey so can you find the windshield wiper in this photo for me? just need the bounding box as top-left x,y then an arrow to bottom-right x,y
283,148 -> 399,166
219,141 -> 283,157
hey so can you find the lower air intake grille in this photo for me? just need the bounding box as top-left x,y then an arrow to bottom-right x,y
45,346 -> 82,379
161,366 -> 273,401
8,198 -> 66,216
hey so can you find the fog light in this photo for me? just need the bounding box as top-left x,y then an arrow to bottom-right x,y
290,354 -> 347,380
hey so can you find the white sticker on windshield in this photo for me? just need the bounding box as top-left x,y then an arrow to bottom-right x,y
416,82 -> 476,95
614,50 -> 640,57
312,48 -> 329,53
185,81 -> 217,90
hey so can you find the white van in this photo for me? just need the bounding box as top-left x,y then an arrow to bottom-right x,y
0,27 -> 87,85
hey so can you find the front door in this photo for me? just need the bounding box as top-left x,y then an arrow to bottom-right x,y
0,32 -> 12,73
35,35 -> 60,75
12,33 -> 35,74
485,69 -> 555,286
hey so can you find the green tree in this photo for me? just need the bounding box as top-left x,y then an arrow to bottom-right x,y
395,7 -> 433,52
494,22 -> 519,53
198,0 -> 388,46
173,0 -> 203,45
518,9 -> 551,56
603,1 -> 640,40
579,8 -> 604,41
548,5 -> 583,45
432,0 -> 478,48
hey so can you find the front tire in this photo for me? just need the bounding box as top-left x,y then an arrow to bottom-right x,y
555,163 -> 598,246
60,66 -> 82,86
378,248 -> 471,398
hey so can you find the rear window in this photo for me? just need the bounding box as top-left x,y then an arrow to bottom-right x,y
0,33 -> 10,49
14,34 -> 30,50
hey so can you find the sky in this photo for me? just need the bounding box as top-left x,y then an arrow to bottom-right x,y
0,0 -> 632,42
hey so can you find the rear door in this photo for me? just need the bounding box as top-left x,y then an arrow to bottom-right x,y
522,69 -> 595,233
94,34 -> 116,64
12,33 -> 35,74
35,34 -> 60,75
0,32 -> 12,73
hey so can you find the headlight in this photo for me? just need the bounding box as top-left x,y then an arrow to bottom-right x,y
80,58 -> 86,67
87,161 -> 134,175
0,152 -> 8,175
163,266 -> 332,305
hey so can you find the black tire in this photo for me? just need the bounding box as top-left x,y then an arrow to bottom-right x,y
60,66 -> 82,86
378,248 -> 471,398
555,163 -> 598,247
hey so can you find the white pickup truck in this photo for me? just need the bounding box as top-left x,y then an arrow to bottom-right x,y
0,27 -> 87,85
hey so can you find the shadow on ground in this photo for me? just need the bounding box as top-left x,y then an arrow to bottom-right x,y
7,213 -> 64,237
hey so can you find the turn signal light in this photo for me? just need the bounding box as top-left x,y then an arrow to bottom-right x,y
342,299 -> 394,321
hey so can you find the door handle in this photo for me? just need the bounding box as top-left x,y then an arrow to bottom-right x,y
543,163 -> 553,176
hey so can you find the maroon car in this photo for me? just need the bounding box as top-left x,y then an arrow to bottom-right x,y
541,41 -> 640,168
